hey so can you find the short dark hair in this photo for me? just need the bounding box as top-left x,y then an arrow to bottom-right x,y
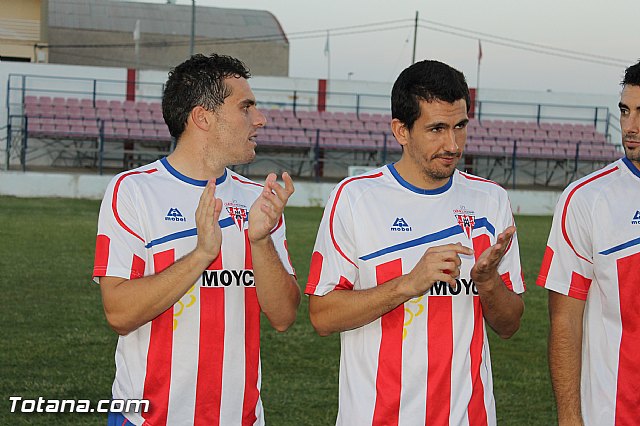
622,60 -> 640,87
162,53 -> 251,139
391,60 -> 470,130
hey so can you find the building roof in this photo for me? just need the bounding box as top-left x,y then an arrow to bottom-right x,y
48,0 -> 288,44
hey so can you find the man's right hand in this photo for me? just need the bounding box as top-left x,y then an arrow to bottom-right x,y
194,179 -> 223,265
403,243 -> 474,298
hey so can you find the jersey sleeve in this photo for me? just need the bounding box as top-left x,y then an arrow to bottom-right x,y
495,189 -> 526,294
269,215 -> 296,276
305,183 -> 358,296
93,175 -> 147,283
536,186 -> 593,300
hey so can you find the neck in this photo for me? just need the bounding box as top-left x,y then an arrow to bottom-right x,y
394,157 -> 450,190
166,137 -> 225,181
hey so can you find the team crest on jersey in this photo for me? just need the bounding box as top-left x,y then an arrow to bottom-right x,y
225,200 -> 248,231
453,206 -> 475,239
632,210 -> 640,225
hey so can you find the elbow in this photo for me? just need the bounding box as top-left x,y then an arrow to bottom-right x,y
497,320 -> 521,340
104,310 -> 137,336
309,311 -> 334,337
271,315 -> 296,333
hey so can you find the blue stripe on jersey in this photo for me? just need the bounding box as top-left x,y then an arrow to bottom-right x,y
387,163 -> 453,195
599,236 -> 640,255
107,411 -> 135,426
144,217 -> 236,248
160,157 -> 227,186
622,156 -> 640,178
359,217 -> 495,261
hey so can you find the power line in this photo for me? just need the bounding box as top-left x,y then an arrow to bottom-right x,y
419,19 -> 629,65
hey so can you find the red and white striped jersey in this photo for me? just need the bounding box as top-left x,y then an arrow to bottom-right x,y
93,157 -> 294,426
306,164 -> 525,426
537,157 -> 640,426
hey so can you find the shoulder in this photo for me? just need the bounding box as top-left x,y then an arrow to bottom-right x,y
456,170 -> 508,199
331,166 -> 388,199
105,161 -> 162,198
560,160 -> 622,205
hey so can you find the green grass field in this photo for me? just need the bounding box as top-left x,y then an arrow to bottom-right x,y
0,196 -> 555,425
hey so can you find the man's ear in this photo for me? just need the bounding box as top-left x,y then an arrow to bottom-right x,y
189,106 -> 212,132
391,118 -> 409,147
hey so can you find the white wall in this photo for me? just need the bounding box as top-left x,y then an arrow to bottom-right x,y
0,170 -> 560,215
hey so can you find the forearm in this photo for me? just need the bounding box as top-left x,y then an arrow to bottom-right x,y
549,293 -> 584,425
251,237 -> 300,332
309,276 -> 412,336
100,249 -> 212,335
475,272 -> 524,339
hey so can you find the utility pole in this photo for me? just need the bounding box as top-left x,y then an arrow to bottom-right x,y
411,11 -> 418,64
190,0 -> 195,56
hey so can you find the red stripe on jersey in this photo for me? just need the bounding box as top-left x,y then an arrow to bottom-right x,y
242,287 -> 261,425
283,240 -> 295,274
467,297 -> 488,426
536,246 -> 555,287
567,271 -> 591,300
244,230 -> 253,269
93,234 -> 110,276
231,175 -> 263,187
330,172 -> 383,268
242,229 -> 261,425
305,251 -> 323,294
112,169 -> 157,243
561,166 -> 618,264
270,215 -> 284,235
500,272 -> 513,291
459,171 -> 500,186
615,251 -> 640,424
142,249 -> 175,426
130,255 -> 145,279
472,234 -> 491,260
334,276 -> 354,291
195,253 -> 225,426
372,259 -> 403,426
426,296 -> 453,425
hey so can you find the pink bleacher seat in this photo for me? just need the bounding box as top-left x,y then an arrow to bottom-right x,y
271,117 -> 287,128
80,99 -> 93,108
284,117 -> 300,128
149,103 -> 162,113
138,110 -> 152,121
547,130 -> 560,141
499,128 -> 512,138
38,96 -> 52,105
280,109 -> 295,119
81,107 -> 96,119
24,104 -> 40,117
363,121 -> 378,132
69,125 -> 84,135
52,97 -> 66,106
142,129 -> 157,139
299,118 -> 314,129
338,120 -> 352,130
332,112 -> 346,121
511,129 -> 524,139
135,101 -> 150,112
140,121 -> 155,130
111,110 -> 126,121
376,122 -> 390,132
324,119 -> 339,129
559,130 -> 573,141
24,95 -> 38,106
344,112 -> 357,121
157,127 -> 171,140
129,128 -> 144,139
487,128 -> 502,138
52,105 -> 68,118
470,127 -> 488,138
96,108 -> 110,119
66,98 -> 80,107
95,100 -> 108,109
109,100 -> 123,110
27,120 -> 41,134
41,124 -> 56,134
67,107 -> 83,119
311,119 -> 327,130
350,121 -> 365,131
370,113 -> 384,122
532,129 -> 547,142
122,100 -> 136,110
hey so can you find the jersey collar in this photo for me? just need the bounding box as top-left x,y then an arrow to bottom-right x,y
387,163 -> 453,195
160,157 -> 227,187
622,156 -> 640,179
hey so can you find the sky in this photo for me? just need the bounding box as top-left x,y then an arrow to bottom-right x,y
137,0 -> 637,96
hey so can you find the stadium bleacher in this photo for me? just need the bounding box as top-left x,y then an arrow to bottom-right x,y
18,95 -> 621,179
